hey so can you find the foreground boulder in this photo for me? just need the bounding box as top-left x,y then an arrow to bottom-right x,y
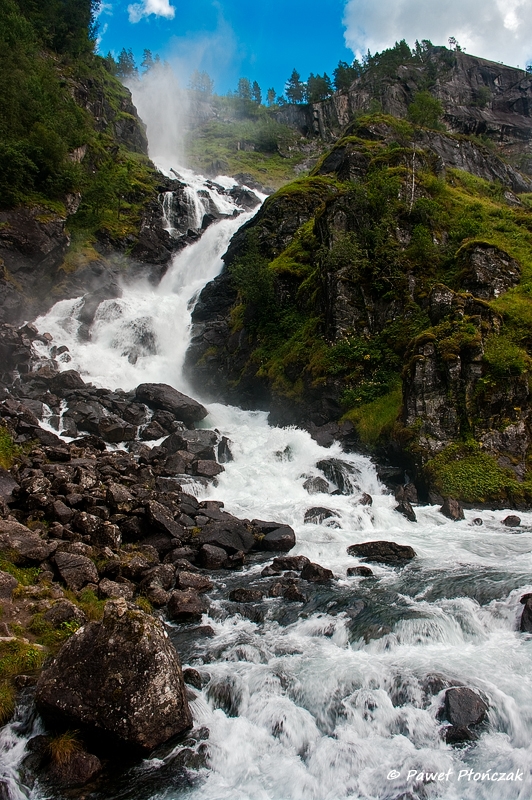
440,498 -> 465,521
347,540 -> 416,564
135,383 -> 208,426
36,599 -> 192,752
440,686 -> 488,743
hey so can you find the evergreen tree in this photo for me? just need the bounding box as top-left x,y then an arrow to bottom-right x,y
117,48 -> 137,79
266,87 -> 276,106
285,68 -> 305,103
306,72 -> 333,102
251,80 -> 262,105
407,90 -> 443,127
141,49 -> 154,73
237,77 -> 252,101
333,60 -> 362,91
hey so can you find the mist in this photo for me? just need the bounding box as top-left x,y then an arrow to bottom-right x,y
126,62 -> 190,169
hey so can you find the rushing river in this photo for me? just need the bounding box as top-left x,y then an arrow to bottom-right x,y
2,165 -> 532,800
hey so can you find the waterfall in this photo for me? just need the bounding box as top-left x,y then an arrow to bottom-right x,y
20,166 -> 532,800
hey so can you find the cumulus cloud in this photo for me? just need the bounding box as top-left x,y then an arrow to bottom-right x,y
343,0 -> 532,68
128,0 -> 175,24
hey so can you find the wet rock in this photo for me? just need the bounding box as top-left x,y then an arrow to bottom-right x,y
519,593 -> 532,632
36,598 -> 192,752
50,370 -> 85,391
0,520 -> 53,563
271,555 -> 310,572
47,751 -> 102,788
347,565 -> 374,577
444,725 -> 478,745
252,519 -> 296,552
472,518 -> 483,526
303,476 -> 329,495
316,458 -> 359,494
301,562 -> 333,583
441,687 -> 488,728
283,584 -> 307,602
43,600 -> 88,628
135,383 -> 208,426
359,493 -> 373,506
440,498 -> 465,521
198,544 -> 228,569
194,460 -> 224,478
502,515 -> 521,527
394,500 -> 417,522
261,565 -> 281,577
347,540 -> 416,564
53,551 -> 99,591
229,587 -> 263,602
304,507 -> 337,524
183,668 -> 203,689
217,437 -> 233,463
395,483 -> 418,504
176,571 -> 213,593
167,589 -> 208,622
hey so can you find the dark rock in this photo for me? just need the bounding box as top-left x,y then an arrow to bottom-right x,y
440,498 -> 465,521
261,565 -> 281,577
304,507 -> 337,524
197,520 -> 255,554
194,460 -> 224,478
441,687 -> 488,729
359,493 -> 373,506
347,566 -> 374,577
303,476 -> 329,495
316,458 -> 359,495
395,501 -> 417,522
47,751 -> 102,788
53,551 -> 99,591
176,571 -> 213,593
50,370 -> 86,391
0,468 -> 18,503
43,600 -> 88,628
472,518 -> 483,526
145,500 -> 184,540
394,483 -> 418,504
51,499 -> 73,525
283,584 -> 307,602
198,544 -> 228,569
217,436 -> 233,463
252,519 -> 296,552
0,520 -> 53,562
135,383 -> 208,426
36,598 -> 192,752
519,593 -> 532,632
228,588 -> 263,602
301,562 -> 333,583
502,515 -> 521,527
347,541 -> 416,564
106,483 -> 134,513
183,668 -> 203,689
271,555 -> 310,572
167,589 -> 208,622
444,725 -> 478,745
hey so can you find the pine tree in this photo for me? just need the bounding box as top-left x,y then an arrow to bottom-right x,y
285,68 -> 305,103
266,88 -> 276,106
237,77 -> 252,101
251,81 -> 262,105
117,48 -> 137,79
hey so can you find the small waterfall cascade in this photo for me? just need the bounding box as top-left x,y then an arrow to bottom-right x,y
2,162 -> 531,800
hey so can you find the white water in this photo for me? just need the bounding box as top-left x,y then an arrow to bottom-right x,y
12,167 -> 532,799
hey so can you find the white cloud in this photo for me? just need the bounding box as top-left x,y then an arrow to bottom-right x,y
128,0 -> 175,24
343,0 -> 532,68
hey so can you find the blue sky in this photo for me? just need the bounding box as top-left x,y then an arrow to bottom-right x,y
97,0 -> 354,97
97,0 -> 532,97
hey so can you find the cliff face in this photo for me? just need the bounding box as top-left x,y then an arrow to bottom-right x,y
186,115 -> 532,505
277,50 -> 532,170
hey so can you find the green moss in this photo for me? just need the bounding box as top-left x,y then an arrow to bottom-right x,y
0,427 -> 18,470
65,588 -> 105,621
343,383 -> 403,447
0,638 -> 45,724
426,443 -> 530,503
29,614 -> 81,652
483,334 -> 530,377
0,559 -> 40,585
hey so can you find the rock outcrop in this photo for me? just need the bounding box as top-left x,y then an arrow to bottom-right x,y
36,598 -> 192,752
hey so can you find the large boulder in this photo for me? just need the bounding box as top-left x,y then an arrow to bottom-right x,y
197,520 -> 255,554
252,520 -> 296,552
441,687 -> 488,728
135,383 -> 208,426
347,540 -> 416,564
35,599 -> 192,752
0,520 -> 53,563
53,552 -> 99,591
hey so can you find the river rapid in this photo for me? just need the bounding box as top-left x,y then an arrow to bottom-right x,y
2,164 -> 532,800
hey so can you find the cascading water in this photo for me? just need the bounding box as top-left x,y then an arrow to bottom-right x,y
5,162 -> 532,800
